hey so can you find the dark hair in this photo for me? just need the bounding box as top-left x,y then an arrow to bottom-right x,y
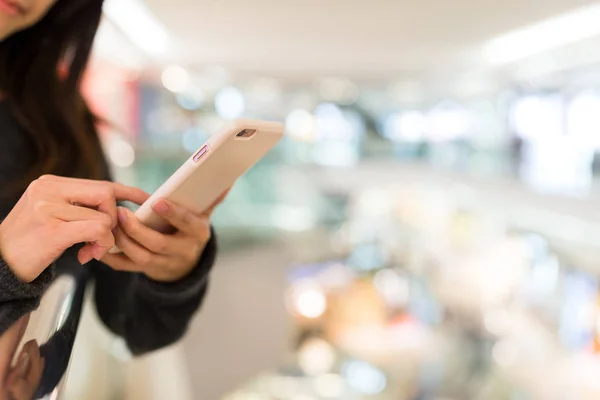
0,0 -> 105,194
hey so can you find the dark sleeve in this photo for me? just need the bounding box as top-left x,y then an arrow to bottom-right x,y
92,228 -> 217,355
0,256 -> 55,335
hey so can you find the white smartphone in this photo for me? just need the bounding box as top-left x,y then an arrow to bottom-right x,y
111,119 -> 283,252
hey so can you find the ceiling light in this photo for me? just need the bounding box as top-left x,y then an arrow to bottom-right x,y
484,3 -> 600,64
103,0 -> 170,56
92,19 -> 145,68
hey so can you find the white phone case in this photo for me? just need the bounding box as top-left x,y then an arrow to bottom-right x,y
110,119 -> 284,252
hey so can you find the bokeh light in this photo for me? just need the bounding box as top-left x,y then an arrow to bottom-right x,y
215,86 -> 246,120
373,268 -> 411,307
297,338 -> 336,376
295,288 -> 327,319
511,95 -> 564,141
567,90 -> 600,149
107,136 -> 135,167
176,91 -> 205,111
285,109 -> 315,141
161,66 -> 189,93
314,374 -> 345,398
342,360 -> 387,395
427,102 -> 473,142
383,111 -> 427,142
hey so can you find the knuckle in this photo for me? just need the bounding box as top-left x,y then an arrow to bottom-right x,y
90,221 -> 110,237
192,219 -> 211,241
48,222 -> 66,242
97,181 -> 113,200
106,234 -> 116,248
185,244 -> 201,263
126,221 -> 139,235
136,252 -> 152,265
153,238 -> 168,253
33,199 -> 51,216
26,179 -> 44,196
197,226 -> 211,243
99,213 -> 113,228
90,225 -> 104,238
47,222 -> 60,236
38,174 -> 56,181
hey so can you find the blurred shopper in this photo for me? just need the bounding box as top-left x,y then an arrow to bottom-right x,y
0,0 -> 222,356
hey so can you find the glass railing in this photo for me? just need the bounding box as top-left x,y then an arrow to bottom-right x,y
0,266 -> 89,400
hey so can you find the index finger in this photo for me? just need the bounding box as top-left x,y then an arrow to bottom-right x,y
55,180 -> 148,228
43,176 -> 149,205
96,183 -> 149,230
111,182 -> 151,205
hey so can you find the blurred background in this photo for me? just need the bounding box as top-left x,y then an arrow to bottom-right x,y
63,0 -> 600,399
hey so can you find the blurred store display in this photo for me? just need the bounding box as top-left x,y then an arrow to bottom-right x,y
222,182 -> 600,399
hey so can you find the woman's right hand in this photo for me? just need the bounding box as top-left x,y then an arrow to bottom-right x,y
0,175 -> 149,283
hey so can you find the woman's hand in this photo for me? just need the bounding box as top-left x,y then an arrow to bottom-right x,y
101,192 -> 227,282
0,175 -> 149,283
5,340 -> 44,400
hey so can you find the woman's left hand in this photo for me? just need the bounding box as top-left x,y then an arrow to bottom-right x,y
101,192 -> 227,282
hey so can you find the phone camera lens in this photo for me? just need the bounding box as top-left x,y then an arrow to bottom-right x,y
236,129 -> 257,138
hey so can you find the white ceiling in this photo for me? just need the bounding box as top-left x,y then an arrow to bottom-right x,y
145,0 -> 598,82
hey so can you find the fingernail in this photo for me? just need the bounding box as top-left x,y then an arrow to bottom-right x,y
153,200 -> 169,215
92,246 -> 105,261
79,248 -> 93,265
118,208 -> 127,224
17,352 -> 30,376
